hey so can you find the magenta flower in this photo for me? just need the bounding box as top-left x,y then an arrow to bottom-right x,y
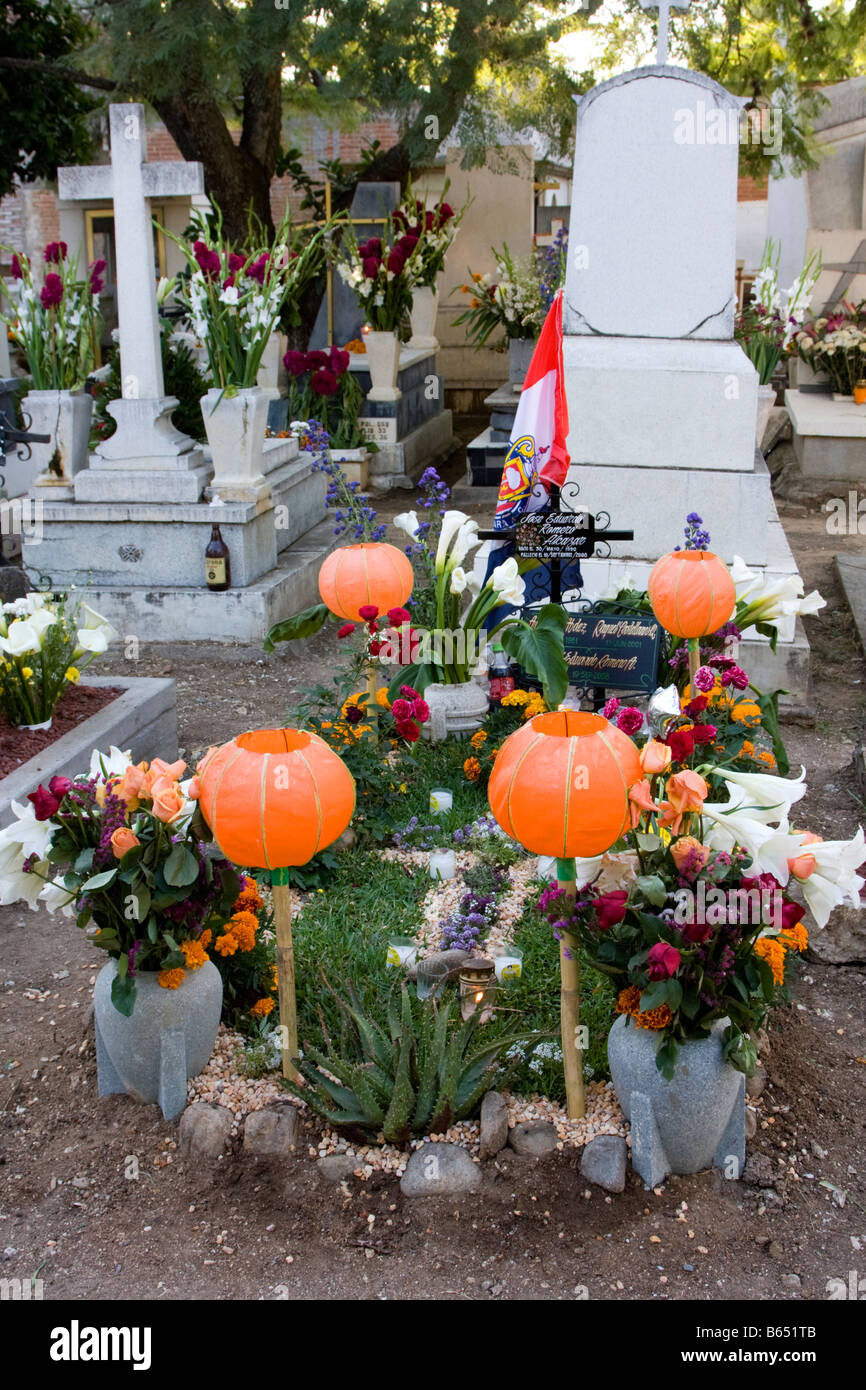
362,256 -> 380,280
40,273 -> 63,309
615,706 -> 643,735
602,696 -> 620,720
311,368 -> 338,397
693,665 -> 716,693
43,241 -> 68,264
11,254 -> 23,279
283,349 -> 308,378
647,942 -> 681,980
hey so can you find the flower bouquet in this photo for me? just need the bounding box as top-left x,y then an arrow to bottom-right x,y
282,345 -> 366,448
734,240 -> 821,385
0,591 -> 116,728
335,224 -> 419,332
0,745 -> 242,1015
0,241 -> 104,389
794,304 -> 866,397
452,244 -> 546,347
538,759 -> 865,1079
390,184 -> 464,289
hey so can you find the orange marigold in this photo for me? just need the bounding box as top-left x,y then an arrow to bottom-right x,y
634,1003 -> 673,1031
158,967 -> 186,990
463,755 -> 482,782
779,922 -> 809,953
179,938 -> 209,970
757,749 -> 776,767
200,929 -> 212,950
228,910 -> 258,952
235,877 -> 263,912
250,997 -> 275,1018
754,935 -> 786,986
616,985 -> 642,1016
213,932 -> 239,957
470,729 -> 487,749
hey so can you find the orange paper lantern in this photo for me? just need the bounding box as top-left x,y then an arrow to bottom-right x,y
488,710 -> 642,858
647,549 -> 735,639
318,542 -> 413,622
196,728 -> 355,868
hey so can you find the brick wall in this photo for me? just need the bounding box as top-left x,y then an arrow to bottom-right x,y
738,174 -> 769,202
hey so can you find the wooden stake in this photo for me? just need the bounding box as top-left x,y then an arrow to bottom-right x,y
687,637 -> 701,692
556,857 -> 585,1119
271,870 -> 299,1082
366,661 -> 379,743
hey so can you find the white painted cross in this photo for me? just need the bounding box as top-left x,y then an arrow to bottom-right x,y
639,0 -> 691,67
58,104 -> 205,466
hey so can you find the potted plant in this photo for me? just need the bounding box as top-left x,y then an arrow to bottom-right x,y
390,184 -> 465,351
335,225 -> 417,400
0,745 -> 243,1119
164,207 -> 323,498
0,242 -> 103,493
0,591 -> 116,731
735,240 -> 821,441
283,345 -> 371,486
452,244 -> 547,382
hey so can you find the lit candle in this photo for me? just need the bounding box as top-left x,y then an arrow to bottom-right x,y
429,788 -> 454,815
429,848 -> 456,881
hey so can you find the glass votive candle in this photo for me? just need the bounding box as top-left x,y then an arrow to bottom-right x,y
429,848 -> 456,881
386,936 -> 418,969
429,788 -> 454,815
492,943 -> 523,983
416,957 -> 450,1000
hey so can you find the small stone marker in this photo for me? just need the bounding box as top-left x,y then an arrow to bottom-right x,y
400,1142 -> 482,1196
179,1102 -> 233,1161
479,1091 -> 509,1160
243,1105 -> 298,1157
507,1121 -> 558,1157
579,1134 -> 627,1192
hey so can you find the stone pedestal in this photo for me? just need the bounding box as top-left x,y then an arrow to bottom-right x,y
785,389 -> 866,479
354,346 -> 455,485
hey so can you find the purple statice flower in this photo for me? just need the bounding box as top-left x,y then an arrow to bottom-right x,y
675,512 -> 711,552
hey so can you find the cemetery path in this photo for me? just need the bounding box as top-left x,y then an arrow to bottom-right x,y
1,492 -> 864,1302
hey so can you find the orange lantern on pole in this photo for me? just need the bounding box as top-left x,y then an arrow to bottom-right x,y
318,542 -> 413,622
488,710 -> 642,1118
196,729 -> 355,1079
647,549 -> 736,688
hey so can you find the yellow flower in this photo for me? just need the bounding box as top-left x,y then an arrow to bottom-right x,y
158,967 -> 186,990
470,730 -> 487,749
779,921 -> 808,953
756,749 -> 776,767
250,997 -> 275,1018
179,938 -> 209,970
398,782 -> 407,793
376,688 -> 391,709
213,932 -> 239,957
20,666 -> 33,679
228,909 -> 257,952
501,689 -> 531,707
65,667 -> 80,683
754,935 -> 786,986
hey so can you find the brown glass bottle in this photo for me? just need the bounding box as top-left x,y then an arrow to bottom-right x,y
205,524 -> 231,590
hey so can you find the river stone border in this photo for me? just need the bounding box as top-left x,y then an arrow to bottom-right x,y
0,674 -> 178,828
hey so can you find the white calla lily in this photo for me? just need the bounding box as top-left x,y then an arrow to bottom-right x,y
393,510 -> 421,541
435,510 -> 476,572
496,576 -> 526,607
800,828 -> 866,926
28,607 -> 57,638
489,556 -> 520,593
450,566 -> 468,595
0,618 -> 42,657
449,521 -> 482,570
75,628 -> 111,656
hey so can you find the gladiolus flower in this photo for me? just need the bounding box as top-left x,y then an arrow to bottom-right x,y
110,827 -> 140,859
647,942 -> 681,980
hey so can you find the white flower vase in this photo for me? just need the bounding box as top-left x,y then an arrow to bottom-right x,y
508,338 -> 535,386
24,389 -> 93,499
201,386 -> 270,502
422,680 -> 489,743
755,382 -> 776,448
365,331 -> 402,403
408,286 -> 440,351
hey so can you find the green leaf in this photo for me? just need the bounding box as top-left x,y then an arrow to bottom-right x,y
386,661 -> 437,703
164,843 -> 200,888
81,868 -> 118,891
74,847 -> 95,873
635,874 -> 667,907
751,685 -> 790,777
654,1036 -> 679,1080
264,603 -> 330,651
110,972 -> 136,1017
500,604 -> 568,709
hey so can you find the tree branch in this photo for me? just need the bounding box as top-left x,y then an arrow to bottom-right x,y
0,55 -> 117,92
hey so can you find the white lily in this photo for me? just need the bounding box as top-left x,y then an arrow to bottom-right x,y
435,511 -> 478,573
450,521 -> 482,570
489,556 -> 520,593
799,828 -> 866,927
0,857 -> 50,911
0,618 -> 42,657
497,575 -> 526,607
393,510 -> 421,541
712,767 -> 807,821
0,800 -> 56,868
39,877 -> 77,918
450,566 -> 468,595
701,799 -> 787,865
89,745 -> 132,780
74,627 -> 112,657
732,559 -> 826,631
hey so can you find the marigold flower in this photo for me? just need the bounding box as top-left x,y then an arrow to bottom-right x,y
470,730 -> 487,749
616,985 -> 642,1016
235,877 -> 263,912
376,688 -> 392,709
757,750 -> 776,767
158,967 -> 186,990
228,910 -> 258,952
180,938 -> 209,970
213,932 -> 239,957
779,921 -> 809,953
754,935 -> 786,986
463,755 -> 482,782
250,997 -> 275,1017
634,1003 -> 673,1031
501,689 -> 531,707
200,929 -> 212,949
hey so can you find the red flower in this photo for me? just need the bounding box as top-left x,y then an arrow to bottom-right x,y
437,203 -> 454,224
400,684 -> 419,700
40,273 -> 63,309
780,899 -> 806,930
667,728 -> 695,762
306,349 -> 330,370
48,775 -> 73,799
359,238 -> 382,258
222,274 -> 236,290
368,639 -> 382,656
615,706 -> 643,735
283,349 -> 308,377
358,604 -> 379,621
386,249 -> 406,274
425,210 -> 435,231
362,256 -> 381,280
680,919 -> 713,944
391,212 -> 408,230
337,622 -> 355,639
345,706 -> 365,726
647,942 -> 681,980
10,254 -> 23,279
27,785 -> 60,821
387,606 -> 411,625
43,241 -> 68,264
411,698 -> 430,723
246,253 -> 269,285
228,252 -> 246,273
684,695 -> 709,717
592,890 -> 628,930
391,698 -> 411,721
396,719 -> 420,743
329,346 -> 350,376
691,723 -> 718,745
311,368 -> 338,397
397,234 -> 419,256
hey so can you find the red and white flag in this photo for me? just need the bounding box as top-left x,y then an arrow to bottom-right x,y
494,288 -> 570,531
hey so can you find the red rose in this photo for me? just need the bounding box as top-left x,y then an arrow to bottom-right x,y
592,890 -> 628,930
337,622 -> 355,639
647,942 -> 681,980
368,640 -> 382,656
391,698 -> 411,721
412,698 -> 430,723
667,728 -> 695,762
396,719 -> 420,742
680,919 -> 713,944
684,695 -> 709,716
358,604 -> 379,621
387,606 -> 411,624
48,775 -> 73,799
691,723 -> 718,745
27,784 -> 60,821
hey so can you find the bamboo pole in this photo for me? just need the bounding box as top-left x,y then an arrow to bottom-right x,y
271,869 -> 299,1082
556,857 -> 585,1119
687,637 -> 701,692
366,660 -> 379,743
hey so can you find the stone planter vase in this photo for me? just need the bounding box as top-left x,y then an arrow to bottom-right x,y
365,330 -> 402,402
23,388 -> 93,498
755,381 -> 776,448
409,285 -> 440,350
422,680 -> 489,742
327,446 -> 369,489
508,338 -> 536,386
608,1013 -> 745,1188
201,386 -> 270,502
94,958 -> 222,1121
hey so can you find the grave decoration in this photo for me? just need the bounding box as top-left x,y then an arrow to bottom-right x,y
0,592 -> 117,730
335,219 -> 419,401
391,182 -> 465,350
0,746 -> 242,1119
488,710 -> 642,1118
192,729 -> 355,1080
282,347 -> 367,450
647,548 -> 736,687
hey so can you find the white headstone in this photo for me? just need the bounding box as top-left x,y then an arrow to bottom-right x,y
57,105 -> 206,488
564,69 -> 746,340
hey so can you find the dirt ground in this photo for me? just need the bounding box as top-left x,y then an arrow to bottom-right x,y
1,440 -> 865,1303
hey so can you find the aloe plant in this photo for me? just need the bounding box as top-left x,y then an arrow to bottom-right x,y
282,985 -> 544,1143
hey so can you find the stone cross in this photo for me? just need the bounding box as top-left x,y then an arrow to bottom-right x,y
57,104 -> 205,473
638,0 -> 691,66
